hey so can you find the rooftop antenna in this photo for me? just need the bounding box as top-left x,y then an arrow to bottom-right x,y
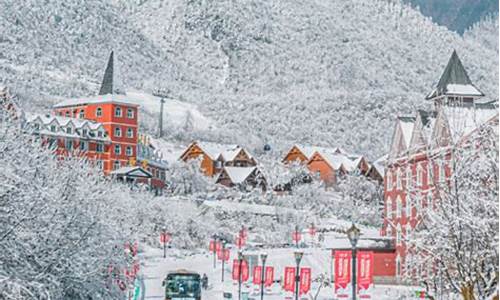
153,88 -> 171,138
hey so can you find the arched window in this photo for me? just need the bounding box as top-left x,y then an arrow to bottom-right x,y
114,127 -> 122,137
406,195 -> 411,218
127,128 -> 134,138
115,107 -> 122,117
396,195 -> 402,218
396,168 -> 402,190
79,110 -> 84,119
396,224 -> 402,246
127,108 -> 134,118
406,166 -> 412,189
386,196 -> 392,218
114,145 -> 121,155
126,146 -> 132,156
416,164 -> 423,186
113,160 -> 121,170
96,107 -> 103,117
386,170 -> 393,191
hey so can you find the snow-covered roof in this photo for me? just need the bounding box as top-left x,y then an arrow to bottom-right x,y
110,166 -> 152,178
294,144 -> 345,159
442,105 -> 498,142
195,142 -> 239,160
397,116 -> 415,148
372,154 -> 387,176
203,200 -> 308,216
222,166 -> 257,184
324,237 -> 393,250
53,93 -> 140,108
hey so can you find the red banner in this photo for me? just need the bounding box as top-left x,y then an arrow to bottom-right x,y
334,251 -> 352,293
253,266 -> 263,285
299,267 -> 312,295
292,231 -> 301,242
215,241 -> 222,252
218,249 -> 230,261
357,251 -> 374,292
209,240 -> 216,252
232,259 -> 249,281
309,226 -> 317,236
160,232 -> 170,244
283,267 -> 296,292
265,266 -> 274,287
236,237 -> 245,248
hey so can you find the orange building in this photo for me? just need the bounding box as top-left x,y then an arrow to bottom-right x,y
179,141 -> 256,176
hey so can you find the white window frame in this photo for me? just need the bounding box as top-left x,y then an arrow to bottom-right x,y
439,162 -> 445,182
396,195 -> 402,218
79,110 -> 84,119
96,143 -> 104,153
114,145 -> 121,155
416,164 -> 423,187
50,125 -> 56,132
79,141 -> 87,151
115,107 -> 122,117
96,107 -> 103,117
127,108 -> 134,118
406,194 -> 411,218
386,170 -> 393,191
126,146 -> 133,156
396,168 -> 402,190
66,127 -> 72,134
96,160 -> 103,170
127,128 -> 134,138
406,166 -> 412,189
386,196 -> 392,218
114,127 -> 122,137
396,224 -> 402,246
113,160 -> 121,170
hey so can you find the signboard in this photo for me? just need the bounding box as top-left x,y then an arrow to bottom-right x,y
334,251 -> 352,298
357,251 -> 374,298
265,266 -> 274,287
299,267 -> 312,295
253,266 -> 263,285
283,267 -> 296,292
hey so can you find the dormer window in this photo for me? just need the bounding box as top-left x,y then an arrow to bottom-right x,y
96,107 -> 103,117
66,127 -> 72,134
50,125 -> 56,132
115,107 -> 122,117
82,129 -> 88,136
127,108 -> 134,118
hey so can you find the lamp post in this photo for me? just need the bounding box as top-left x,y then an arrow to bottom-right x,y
162,226 -> 167,259
221,239 -> 227,282
346,223 -> 360,300
294,251 -> 303,300
238,251 -> 244,300
260,253 -> 268,300
212,234 -> 218,269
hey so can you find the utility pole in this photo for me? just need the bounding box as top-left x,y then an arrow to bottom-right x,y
153,89 -> 170,138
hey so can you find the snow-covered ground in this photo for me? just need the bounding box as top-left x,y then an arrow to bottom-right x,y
140,245 -> 422,300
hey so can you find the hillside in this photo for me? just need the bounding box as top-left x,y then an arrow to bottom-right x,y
0,0 -> 498,158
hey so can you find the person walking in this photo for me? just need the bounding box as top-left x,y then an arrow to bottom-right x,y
202,273 -> 208,290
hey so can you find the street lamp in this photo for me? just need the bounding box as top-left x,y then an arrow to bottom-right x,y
221,239 -> 227,282
294,251 -> 304,300
346,223 -> 360,300
238,251 -> 244,300
260,253 -> 268,300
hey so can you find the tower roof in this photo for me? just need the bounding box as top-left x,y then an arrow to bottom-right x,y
426,50 -> 484,99
98,51 -> 114,95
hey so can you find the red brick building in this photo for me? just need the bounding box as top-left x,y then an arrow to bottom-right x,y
382,50 -> 498,278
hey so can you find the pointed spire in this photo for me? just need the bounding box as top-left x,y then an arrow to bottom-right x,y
426,50 -> 483,100
99,51 -> 114,95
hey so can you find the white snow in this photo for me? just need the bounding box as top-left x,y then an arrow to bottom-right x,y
202,200 -> 309,217
53,93 -> 140,108
442,106 -> 498,142
125,90 -> 215,131
399,118 -> 415,148
446,84 -> 483,96
222,166 -> 256,184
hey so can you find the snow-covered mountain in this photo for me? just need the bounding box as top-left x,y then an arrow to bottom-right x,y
0,0 -> 498,158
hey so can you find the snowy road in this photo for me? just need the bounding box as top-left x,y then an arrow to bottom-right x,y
139,245 -> 423,300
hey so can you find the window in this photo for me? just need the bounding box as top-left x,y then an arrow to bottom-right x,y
396,169 -> 402,190
113,160 -> 121,170
97,130 -> 103,138
82,129 -> 88,136
65,139 -> 73,149
416,164 -> 423,187
406,166 -> 412,189
65,111 -> 70,117
127,128 -> 134,138
50,125 -> 56,132
114,145 -> 121,155
386,224 -> 392,237
96,143 -> 104,153
96,160 -> 103,170
386,196 -> 392,218
79,110 -> 84,119
114,127 -> 122,137
396,195 -> 402,218
415,193 -> 422,210
66,127 -> 72,134
396,225 -> 402,246
127,108 -> 134,118
215,160 -> 222,168
438,162 -> 445,182
79,141 -> 87,151
115,107 -> 122,117
406,195 -> 411,218
48,138 -> 57,148
126,146 -> 133,156
96,107 -> 103,117
396,255 -> 401,277
386,170 -> 393,190
426,193 -> 432,210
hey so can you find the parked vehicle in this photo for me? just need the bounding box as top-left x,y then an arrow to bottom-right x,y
162,269 -> 201,300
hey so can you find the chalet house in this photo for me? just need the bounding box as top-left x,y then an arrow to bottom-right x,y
382,50 -> 498,279
215,166 -> 267,191
179,141 -> 256,176
282,144 -> 344,164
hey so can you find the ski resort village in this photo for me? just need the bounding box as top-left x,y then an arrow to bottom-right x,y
0,1 -> 498,300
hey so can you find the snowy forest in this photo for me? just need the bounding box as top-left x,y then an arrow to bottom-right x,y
0,0 -> 498,299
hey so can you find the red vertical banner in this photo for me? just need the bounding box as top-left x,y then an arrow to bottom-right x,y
215,242 -> 222,252
357,251 -> 374,298
160,232 -> 170,244
253,266 -> 263,285
223,249 -> 230,261
241,259 -> 249,282
299,267 -> 312,295
283,267 -> 296,292
209,240 -> 216,252
264,266 -> 274,287
292,231 -> 301,243
236,237 -> 245,249
232,259 -> 240,281
334,251 -> 352,298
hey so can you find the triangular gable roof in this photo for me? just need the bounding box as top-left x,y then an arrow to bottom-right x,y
110,166 -> 152,178
426,50 -> 484,99
99,51 -> 114,95
218,166 -> 258,184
